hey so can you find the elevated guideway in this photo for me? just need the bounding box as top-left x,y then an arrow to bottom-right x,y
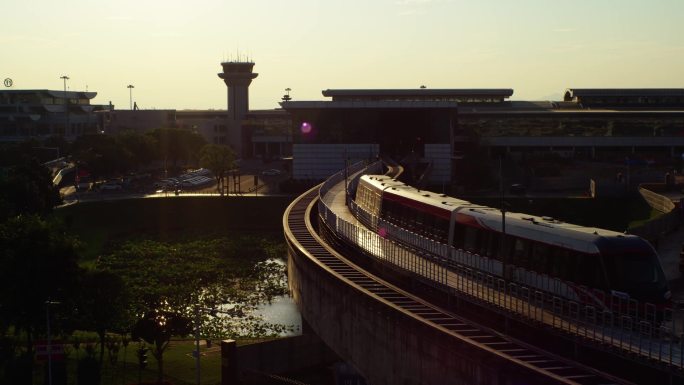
284,162 -> 632,385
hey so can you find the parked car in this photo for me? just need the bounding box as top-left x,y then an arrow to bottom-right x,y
261,169 -> 282,176
509,183 -> 526,195
100,181 -> 122,191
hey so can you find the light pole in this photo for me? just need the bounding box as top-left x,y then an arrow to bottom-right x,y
195,307 -> 234,385
194,307 -> 216,385
60,75 -> 69,136
344,148 -> 349,205
499,155 -> 507,282
45,300 -> 61,385
194,308 -> 201,385
127,84 -> 134,110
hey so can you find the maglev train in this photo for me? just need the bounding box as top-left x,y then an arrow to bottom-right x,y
355,174 -> 671,306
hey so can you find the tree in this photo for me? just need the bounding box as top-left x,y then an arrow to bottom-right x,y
0,215 -> 80,351
131,309 -> 192,384
0,156 -> 62,221
77,270 -> 130,363
116,131 -> 158,171
71,134 -> 132,178
148,128 -> 206,172
199,144 -> 236,195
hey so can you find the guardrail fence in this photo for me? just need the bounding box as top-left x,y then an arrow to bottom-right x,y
317,163 -> 684,371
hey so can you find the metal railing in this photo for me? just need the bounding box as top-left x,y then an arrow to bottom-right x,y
317,163 -> 684,372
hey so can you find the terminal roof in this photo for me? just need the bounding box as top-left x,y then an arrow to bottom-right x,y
280,100 -> 459,109
322,88 -> 513,100
0,89 -> 97,99
564,88 -> 684,100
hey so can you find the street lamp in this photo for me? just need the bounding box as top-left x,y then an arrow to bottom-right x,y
45,300 -> 61,385
127,84 -> 135,110
194,307 -> 214,385
499,155 -> 507,282
60,76 -> 69,136
195,306 -> 235,385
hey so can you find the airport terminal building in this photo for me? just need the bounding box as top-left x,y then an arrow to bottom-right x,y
281,87 -> 684,183
0,89 -> 108,141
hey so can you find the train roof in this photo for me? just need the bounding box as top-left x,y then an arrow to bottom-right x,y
360,175 -> 475,211
360,174 -> 634,246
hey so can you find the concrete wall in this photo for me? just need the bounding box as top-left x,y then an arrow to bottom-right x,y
221,334 -> 338,378
293,144 -> 379,180
424,143 -> 451,184
286,241 -> 566,385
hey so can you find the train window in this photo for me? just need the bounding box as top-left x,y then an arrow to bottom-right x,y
603,253 -> 666,292
452,224 -> 465,248
415,211 -> 425,230
477,231 -> 489,256
404,206 -> 413,229
564,251 -> 581,283
576,255 -> 606,289
435,217 -> 449,244
407,207 -> 417,231
486,232 -> 500,260
426,215 -> 436,236
464,227 -> 478,252
390,201 -> 399,223
531,242 -> 550,274
512,239 -> 530,268
398,203 -> 405,223
548,248 -> 572,280
381,200 -> 390,217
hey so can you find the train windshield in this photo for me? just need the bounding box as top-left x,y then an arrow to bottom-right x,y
603,251 -> 667,300
616,254 -> 663,284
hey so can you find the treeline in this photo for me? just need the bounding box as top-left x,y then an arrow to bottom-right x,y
1,128 -> 236,176
0,155 -> 133,383
1,128 -> 238,196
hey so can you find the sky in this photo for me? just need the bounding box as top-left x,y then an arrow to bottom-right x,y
2,0 -> 683,110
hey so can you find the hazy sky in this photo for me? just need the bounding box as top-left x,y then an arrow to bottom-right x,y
2,0 -> 683,110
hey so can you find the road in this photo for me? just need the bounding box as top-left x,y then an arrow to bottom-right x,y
59,172 -> 289,203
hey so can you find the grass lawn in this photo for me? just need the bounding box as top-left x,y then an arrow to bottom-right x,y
33,338 -> 273,385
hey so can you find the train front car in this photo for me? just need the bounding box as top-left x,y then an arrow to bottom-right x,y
595,235 -> 671,306
354,174 -> 671,311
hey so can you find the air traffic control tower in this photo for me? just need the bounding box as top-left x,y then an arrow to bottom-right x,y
218,61 -> 258,156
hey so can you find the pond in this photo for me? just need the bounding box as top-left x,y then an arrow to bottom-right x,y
252,294 -> 302,336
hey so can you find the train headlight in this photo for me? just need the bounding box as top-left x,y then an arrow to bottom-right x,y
665,290 -> 672,300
